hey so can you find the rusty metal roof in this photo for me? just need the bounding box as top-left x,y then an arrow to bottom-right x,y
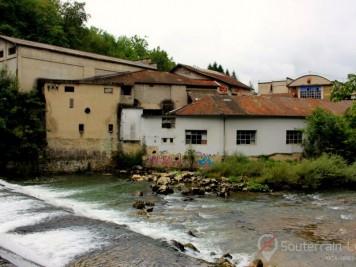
82,70 -> 219,87
173,94 -> 352,117
171,64 -> 251,90
0,35 -> 156,70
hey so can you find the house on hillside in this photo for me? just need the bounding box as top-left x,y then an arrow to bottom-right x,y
140,95 -> 352,168
258,74 -> 334,100
0,35 -> 156,92
39,70 -> 218,171
171,64 -> 252,98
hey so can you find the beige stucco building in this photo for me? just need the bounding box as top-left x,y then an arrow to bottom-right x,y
0,35 -> 156,92
258,75 -> 333,100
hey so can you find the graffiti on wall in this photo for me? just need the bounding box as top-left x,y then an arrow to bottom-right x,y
146,151 -> 182,167
145,149 -> 218,168
196,152 -> 215,167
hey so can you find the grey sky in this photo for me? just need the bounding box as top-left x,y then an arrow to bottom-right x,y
81,0 -> 356,87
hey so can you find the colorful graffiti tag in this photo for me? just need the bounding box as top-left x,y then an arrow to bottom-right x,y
146,152 -> 182,167
197,153 -> 214,167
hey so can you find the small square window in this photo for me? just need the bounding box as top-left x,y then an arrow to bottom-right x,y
108,124 -> 114,133
79,124 -> 84,133
65,86 -> 75,93
8,47 -> 16,55
104,88 -> 113,94
69,98 -> 74,108
0,50 -> 4,58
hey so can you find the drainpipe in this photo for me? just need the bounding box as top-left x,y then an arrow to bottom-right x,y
223,116 -> 226,159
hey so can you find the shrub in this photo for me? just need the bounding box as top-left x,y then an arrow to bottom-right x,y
112,150 -> 143,169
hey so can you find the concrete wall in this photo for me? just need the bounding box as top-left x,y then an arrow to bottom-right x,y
141,116 -> 305,168
0,39 -> 152,92
258,80 -> 288,95
134,84 -> 188,109
44,82 -> 120,170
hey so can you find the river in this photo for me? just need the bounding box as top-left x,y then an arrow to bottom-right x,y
0,174 -> 355,267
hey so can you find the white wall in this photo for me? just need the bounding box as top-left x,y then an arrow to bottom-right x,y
141,116 -> 305,157
121,108 -> 143,141
225,117 -> 305,156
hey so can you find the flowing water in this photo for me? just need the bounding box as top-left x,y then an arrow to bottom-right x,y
0,174 -> 355,267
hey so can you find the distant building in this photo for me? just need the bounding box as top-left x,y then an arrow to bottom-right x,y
0,35 -> 156,92
171,64 -> 252,97
258,75 -> 333,100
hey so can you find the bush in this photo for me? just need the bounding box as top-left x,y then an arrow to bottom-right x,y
112,150 -> 143,169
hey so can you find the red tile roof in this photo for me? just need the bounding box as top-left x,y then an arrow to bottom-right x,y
173,95 -> 352,117
82,70 -> 219,87
171,64 -> 251,90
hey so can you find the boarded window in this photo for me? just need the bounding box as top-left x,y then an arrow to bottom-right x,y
65,86 -> 75,93
104,88 -> 113,94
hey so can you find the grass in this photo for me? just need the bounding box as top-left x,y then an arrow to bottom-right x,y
207,153 -> 356,191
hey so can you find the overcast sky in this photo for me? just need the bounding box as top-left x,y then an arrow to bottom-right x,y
81,0 -> 356,87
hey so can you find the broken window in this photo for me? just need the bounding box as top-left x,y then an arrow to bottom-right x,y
162,117 -> 175,128
65,86 -> 75,93
236,130 -> 256,145
8,47 -> 16,55
185,130 -> 207,145
121,86 -> 132,96
0,50 -> 4,58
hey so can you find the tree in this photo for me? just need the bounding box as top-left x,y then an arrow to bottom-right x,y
331,74 -> 356,101
0,68 -> 45,173
302,106 -> 355,162
148,46 -> 176,71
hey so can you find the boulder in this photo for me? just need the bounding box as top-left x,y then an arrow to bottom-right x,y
184,242 -> 200,252
157,185 -> 174,195
181,187 -> 192,196
216,258 -> 235,267
157,176 -> 171,185
172,240 -> 185,252
247,258 -> 263,267
132,191 -> 143,197
137,210 -> 149,217
187,230 -> 197,237
191,187 -> 205,195
145,201 -> 155,206
133,200 -> 146,209
146,207 -> 153,212
131,174 -> 148,181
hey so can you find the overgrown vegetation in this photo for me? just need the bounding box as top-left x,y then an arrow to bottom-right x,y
0,68 -> 45,175
207,153 -> 356,191
111,150 -> 144,169
0,0 -> 175,71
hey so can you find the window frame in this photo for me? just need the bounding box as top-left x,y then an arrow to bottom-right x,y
185,130 -> 207,145
300,86 -> 322,99
286,130 -> 302,144
236,130 -> 256,145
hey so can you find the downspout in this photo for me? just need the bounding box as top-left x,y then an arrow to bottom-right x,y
223,116 -> 226,160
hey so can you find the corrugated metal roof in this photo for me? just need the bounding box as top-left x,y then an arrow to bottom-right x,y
82,70 -> 219,87
0,35 -> 156,70
173,95 -> 352,117
171,64 -> 251,90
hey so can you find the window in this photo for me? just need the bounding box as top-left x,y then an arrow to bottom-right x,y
104,88 -> 113,94
79,124 -> 84,133
300,86 -> 321,99
0,50 -> 4,58
286,130 -> 302,144
121,86 -> 132,96
69,98 -> 74,108
162,138 -> 174,144
236,130 -> 256,145
65,86 -> 74,93
108,124 -> 114,133
162,117 -> 175,128
8,47 -> 16,55
185,130 -> 207,145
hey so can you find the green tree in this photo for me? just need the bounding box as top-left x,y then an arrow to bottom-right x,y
302,107 -> 355,162
148,46 -> 176,71
331,74 -> 356,101
0,68 -> 45,173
